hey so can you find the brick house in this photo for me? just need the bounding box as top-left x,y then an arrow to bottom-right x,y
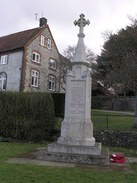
0,17 -> 62,92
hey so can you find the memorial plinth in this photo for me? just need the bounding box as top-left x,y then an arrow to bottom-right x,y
36,14 -> 109,165
57,69 -> 95,147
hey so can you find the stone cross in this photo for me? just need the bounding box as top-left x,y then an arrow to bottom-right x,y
74,13 -> 90,35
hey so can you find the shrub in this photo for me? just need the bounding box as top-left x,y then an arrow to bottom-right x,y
0,92 -> 55,142
51,93 -> 65,117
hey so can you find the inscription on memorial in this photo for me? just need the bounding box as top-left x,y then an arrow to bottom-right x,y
69,80 -> 85,117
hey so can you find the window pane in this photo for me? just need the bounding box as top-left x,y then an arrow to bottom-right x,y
34,78 -> 38,86
32,52 -> 40,63
32,53 -> 35,60
49,59 -> 56,69
36,55 -> 39,62
32,71 -> 35,75
41,35 -> 45,46
31,70 -> 39,87
49,82 -> 52,90
48,75 -> 55,91
0,72 -> 7,91
3,79 -> 6,90
53,62 -> 55,68
31,76 -> 34,85
47,39 -> 51,49
0,55 -> 8,65
52,82 -> 55,90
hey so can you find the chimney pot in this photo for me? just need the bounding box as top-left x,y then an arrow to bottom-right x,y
39,17 -> 47,27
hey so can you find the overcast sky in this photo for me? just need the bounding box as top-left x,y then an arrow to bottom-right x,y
0,0 -> 137,55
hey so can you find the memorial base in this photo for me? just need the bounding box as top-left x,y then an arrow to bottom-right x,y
48,142 -> 101,155
36,143 -> 109,165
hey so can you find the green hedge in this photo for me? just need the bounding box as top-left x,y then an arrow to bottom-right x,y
51,93 -> 65,117
92,96 -> 113,109
0,92 -> 55,142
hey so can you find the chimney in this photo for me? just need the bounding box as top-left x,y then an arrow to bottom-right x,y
39,17 -> 47,27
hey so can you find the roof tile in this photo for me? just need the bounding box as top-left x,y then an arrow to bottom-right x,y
0,27 -> 42,53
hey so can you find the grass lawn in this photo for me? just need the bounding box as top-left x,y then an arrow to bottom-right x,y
0,142 -> 137,183
56,110 -> 136,131
91,110 -> 135,131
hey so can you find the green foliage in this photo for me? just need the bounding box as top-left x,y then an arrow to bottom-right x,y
51,93 -> 65,117
92,96 -> 113,110
109,146 -> 137,157
96,20 -> 137,95
0,92 -> 55,142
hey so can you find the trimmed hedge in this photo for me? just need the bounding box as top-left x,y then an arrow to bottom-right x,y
0,92 -> 55,142
92,96 -> 113,110
51,93 -> 65,117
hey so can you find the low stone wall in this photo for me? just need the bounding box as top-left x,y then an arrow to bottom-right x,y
92,96 -> 136,111
94,130 -> 137,149
112,97 -> 136,111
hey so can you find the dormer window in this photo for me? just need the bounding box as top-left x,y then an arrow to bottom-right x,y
47,38 -> 51,49
0,55 -> 8,65
40,35 -> 45,46
32,52 -> 40,63
49,59 -> 56,69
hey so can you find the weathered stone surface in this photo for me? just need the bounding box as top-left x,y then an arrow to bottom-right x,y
58,69 -> 96,147
48,142 -> 101,155
94,130 -> 137,149
36,147 -> 109,165
37,14 -> 107,165
0,51 -> 23,91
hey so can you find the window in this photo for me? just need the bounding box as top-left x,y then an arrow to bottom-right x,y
0,72 -> 7,91
32,52 -> 40,63
48,75 -> 56,91
49,59 -> 56,69
0,55 -> 8,65
47,38 -> 51,49
31,70 -> 39,87
40,35 -> 45,46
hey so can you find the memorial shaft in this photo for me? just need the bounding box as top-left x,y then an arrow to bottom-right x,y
58,14 -> 95,146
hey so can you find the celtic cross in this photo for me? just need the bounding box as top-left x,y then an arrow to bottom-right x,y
74,14 -> 90,36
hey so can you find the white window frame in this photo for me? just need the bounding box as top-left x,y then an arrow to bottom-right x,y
47,38 -> 51,49
0,72 -> 7,91
32,52 -> 40,63
40,35 -> 45,46
48,75 -> 56,91
0,55 -> 8,65
49,59 -> 56,69
31,70 -> 39,87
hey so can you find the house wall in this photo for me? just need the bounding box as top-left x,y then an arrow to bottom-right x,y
0,51 -> 23,91
23,26 -> 61,92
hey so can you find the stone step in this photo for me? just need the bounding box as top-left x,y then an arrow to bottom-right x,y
36,146 -> 109,165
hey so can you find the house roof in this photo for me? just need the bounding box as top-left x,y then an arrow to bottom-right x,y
0,27 -> 43,53
59,54 -> 72,67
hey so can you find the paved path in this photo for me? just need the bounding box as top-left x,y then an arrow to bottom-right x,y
6,158 -> 75,167
92,109 -> 134,115
126,157 -> 137,163
6,157 -> 137,167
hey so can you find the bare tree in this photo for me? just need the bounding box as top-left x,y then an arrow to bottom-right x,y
59,45 -> 96,92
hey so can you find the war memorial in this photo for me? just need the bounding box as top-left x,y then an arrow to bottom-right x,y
36,14 -> 109,165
